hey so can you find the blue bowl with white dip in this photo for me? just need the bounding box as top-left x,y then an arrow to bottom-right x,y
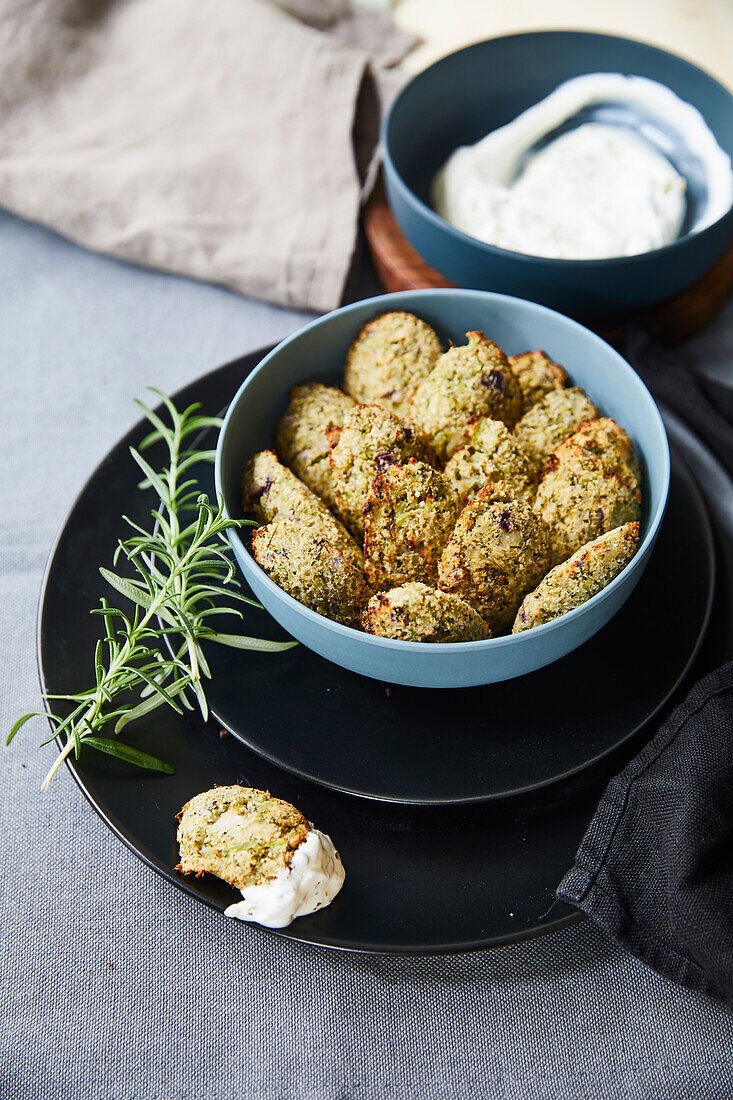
215,289 -> 670,688
382,32 -> 733,318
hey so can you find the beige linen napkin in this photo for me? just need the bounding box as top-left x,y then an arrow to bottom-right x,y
0,0 -> 414,311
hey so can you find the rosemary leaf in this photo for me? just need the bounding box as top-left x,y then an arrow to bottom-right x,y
82,737 -> 174,774
208,633 -> 298,652
6,712 -> 44,747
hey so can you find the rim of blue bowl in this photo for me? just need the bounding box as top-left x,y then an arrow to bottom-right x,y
214,288 -> 671,654
381,29 -> 733,269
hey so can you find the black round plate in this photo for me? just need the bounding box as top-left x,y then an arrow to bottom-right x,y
36,351 -> 724,953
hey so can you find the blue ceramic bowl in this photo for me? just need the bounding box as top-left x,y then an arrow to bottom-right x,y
382,32 -> 733,319
215,289 -> 669,688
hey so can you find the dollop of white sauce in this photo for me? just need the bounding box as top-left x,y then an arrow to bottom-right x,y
433,73 -> 733,260
224,828 -> 345,928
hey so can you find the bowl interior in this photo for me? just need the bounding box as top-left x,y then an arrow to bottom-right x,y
385,31 -> 733,246
218,290 -> 668,589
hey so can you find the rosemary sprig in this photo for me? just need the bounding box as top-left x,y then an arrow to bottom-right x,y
7,389 -> 295,788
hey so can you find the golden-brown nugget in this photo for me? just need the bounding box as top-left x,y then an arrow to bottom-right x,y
343,311 -> 443,418
508,349 -> 568,411
443,417 -> 536,508
513,522 -> 640,633
513,387 -> 599,474
533,418 -> 642,564
363,459 -> 459,589
242,450 -> 363,570
438,481 -> 551,631
275,382 -> 354,509
330,403 -> 436,538
409,331 -> 523,460
176,785 -> 310,890
362,581 -> 489,642
251,520 -> 371,628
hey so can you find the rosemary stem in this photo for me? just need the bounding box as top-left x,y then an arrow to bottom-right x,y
165,409 -> 201,688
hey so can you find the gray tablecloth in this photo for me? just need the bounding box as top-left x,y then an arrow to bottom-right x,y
2,208 -> 733,1099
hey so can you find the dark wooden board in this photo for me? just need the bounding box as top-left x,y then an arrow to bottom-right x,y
364,175 -> 733,346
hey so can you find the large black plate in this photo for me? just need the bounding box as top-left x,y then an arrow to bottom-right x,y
36,351 -> 725,953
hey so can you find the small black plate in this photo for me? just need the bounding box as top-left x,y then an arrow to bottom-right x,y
189,396 -> 714,806
205,463 -> 713,803
35,351 -> 723,953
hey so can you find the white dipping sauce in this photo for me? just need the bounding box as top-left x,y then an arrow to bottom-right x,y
433,73 -> 733,260
224,828 -> 345,929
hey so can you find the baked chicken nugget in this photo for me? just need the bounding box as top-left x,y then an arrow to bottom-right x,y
275,382 -> 354,509
533,419 -> 642,564
363,459 -> 459,589
513,386 -> 599,474
513,522 -> 640,632
330,403 -> 436,538
444,416 -> 536,508
438,481 -> 551,631
242,450 -> 363,570
343,311 -> 442,419
177,785 -> 310,890
362,581 -> 488,642
252,519 -> 371,628
508,349 -> 568,412
409,331 -> 523,460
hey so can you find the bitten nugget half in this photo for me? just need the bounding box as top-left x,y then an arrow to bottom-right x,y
409,331 -> 523,460
362,582 -> 489,642
513,387 -> 599,474
275,382 -> 354,509
363,459 -> 459,589
438,481 -> 551,631
533,418 -> 642,565
513,522 -> 640,633
251,520 -> 371,628
330,403 -> 437,538
242,450 -> 363,570
343,311 -> 443,418
443,417 -> 536,508
176,785 -> 310,891
508,349 -> 568,412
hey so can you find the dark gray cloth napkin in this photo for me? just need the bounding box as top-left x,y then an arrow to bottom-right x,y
626,327 -> 733,479
557,330 -> 733,1008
